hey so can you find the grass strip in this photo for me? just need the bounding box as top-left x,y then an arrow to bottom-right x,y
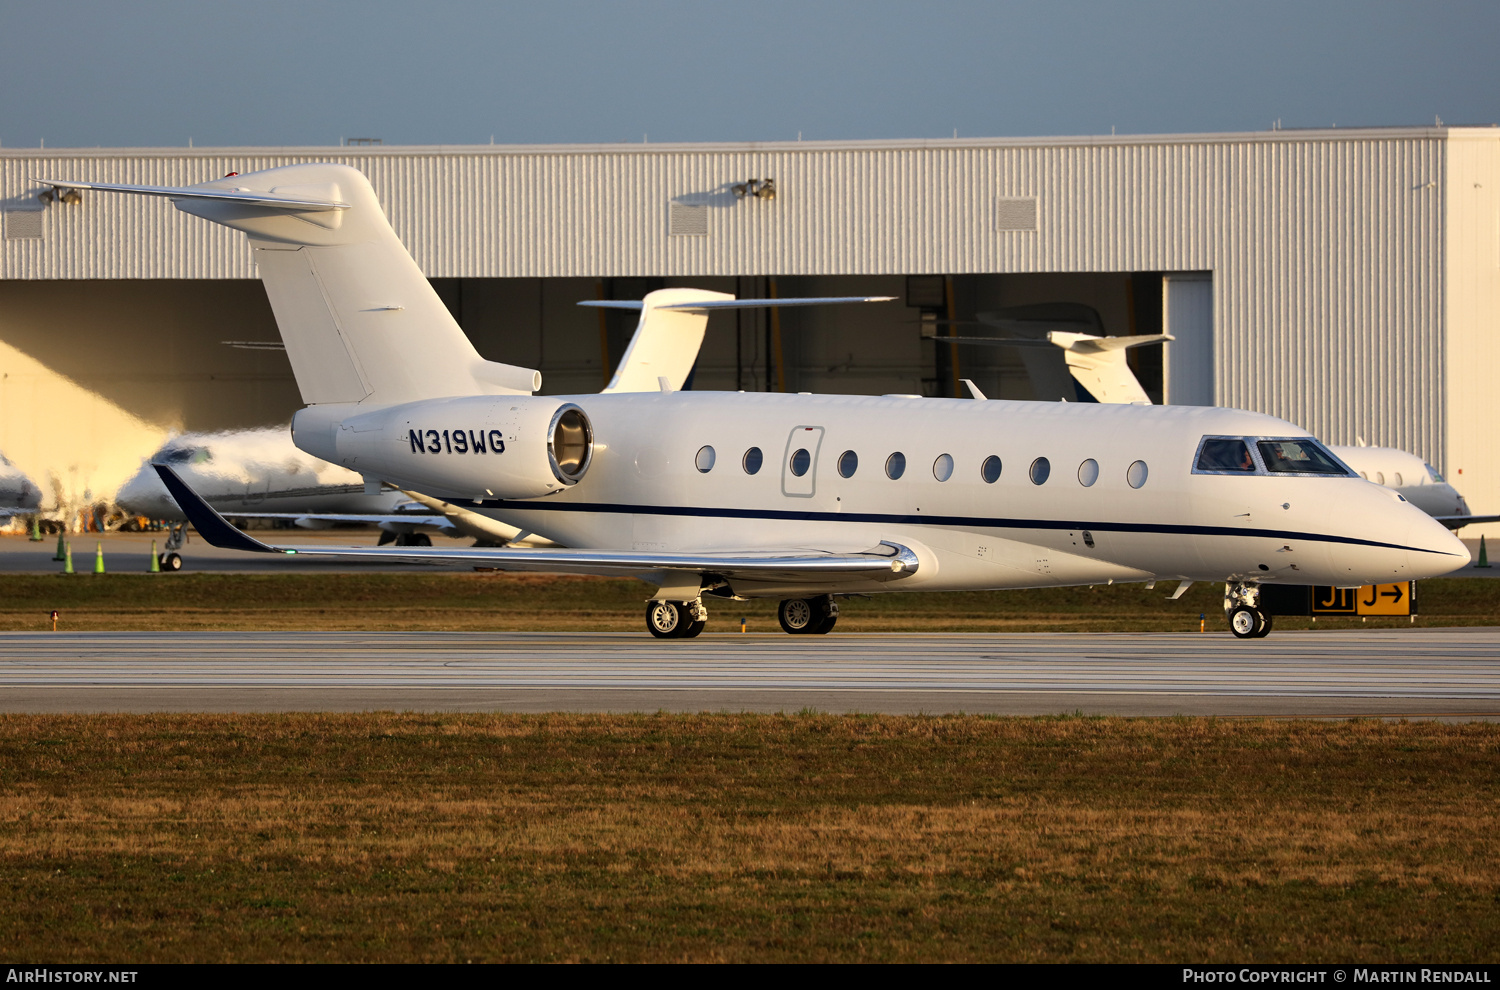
1,573 -> 1497,632
0,712 -> 1495,962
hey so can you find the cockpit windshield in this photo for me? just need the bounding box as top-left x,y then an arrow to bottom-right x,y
1425,462 -> 1445,484
1196,438 -> 1256,473
1194,436 -> 1352,477
1257,439 -> 1347,475
160,447 -> 212,465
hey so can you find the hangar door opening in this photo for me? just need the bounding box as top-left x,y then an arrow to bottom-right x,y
1162,273 -> 1214,406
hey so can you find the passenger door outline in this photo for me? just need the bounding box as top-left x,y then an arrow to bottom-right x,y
781,426 -> 824,498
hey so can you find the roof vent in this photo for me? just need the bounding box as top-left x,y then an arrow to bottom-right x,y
995,197 -> 1038,231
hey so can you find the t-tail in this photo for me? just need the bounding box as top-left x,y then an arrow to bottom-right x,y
35,165 -> 540,405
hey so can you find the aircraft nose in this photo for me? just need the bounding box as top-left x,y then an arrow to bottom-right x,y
115,466 -> 171,516
1403,508 -> 1470,577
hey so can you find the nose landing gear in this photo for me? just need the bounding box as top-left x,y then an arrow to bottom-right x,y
1224,582 -> 1273,638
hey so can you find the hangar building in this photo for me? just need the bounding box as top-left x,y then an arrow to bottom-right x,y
1,128 -> 1497,528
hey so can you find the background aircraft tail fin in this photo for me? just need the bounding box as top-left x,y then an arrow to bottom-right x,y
40,166 -> 540,406
581,290 -> 893,392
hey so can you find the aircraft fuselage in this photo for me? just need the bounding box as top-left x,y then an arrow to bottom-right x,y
294,391 -> 1466,598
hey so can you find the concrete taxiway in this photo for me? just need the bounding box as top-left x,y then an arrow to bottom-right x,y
1,628 -> 1497,718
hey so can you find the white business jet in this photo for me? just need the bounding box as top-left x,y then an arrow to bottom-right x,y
113,428 -> 467,570
46,164 -> 1466,639
936,318 -> 1497,530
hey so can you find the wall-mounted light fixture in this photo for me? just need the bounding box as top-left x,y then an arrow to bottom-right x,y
732,178 -> 776,201
36,185 -> 83,206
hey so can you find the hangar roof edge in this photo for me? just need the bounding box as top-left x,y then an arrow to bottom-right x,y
1,126 -> 1494,159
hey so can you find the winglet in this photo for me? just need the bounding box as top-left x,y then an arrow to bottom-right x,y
152,463 -> 280,554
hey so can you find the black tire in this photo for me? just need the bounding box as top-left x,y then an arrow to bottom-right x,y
161,552 -> 183,572
646,601 -> 686,638
810,613 -> 838,635
408,533 -> 432,547
1252,611 -> 1274,638
1229,606 -> 1261,639
778,598 -> 817,634
377,530 -> 396,546
680,618 -> 706,639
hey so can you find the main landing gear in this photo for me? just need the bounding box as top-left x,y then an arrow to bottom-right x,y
777,596 -> 838,635
642,594 -> 841,637
1224,582 -> 1273,639
646,599 -> 708,639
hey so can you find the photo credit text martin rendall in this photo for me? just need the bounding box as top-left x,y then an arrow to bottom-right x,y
1183,970 -> 1493,984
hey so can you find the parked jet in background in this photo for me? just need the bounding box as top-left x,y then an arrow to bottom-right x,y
52,163 -> 1467,639
115,428 -> 457,569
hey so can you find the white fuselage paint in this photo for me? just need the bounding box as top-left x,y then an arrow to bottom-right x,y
294,392 -> 1468,599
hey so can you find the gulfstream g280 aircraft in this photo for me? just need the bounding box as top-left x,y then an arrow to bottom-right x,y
46,164 -> 1468,638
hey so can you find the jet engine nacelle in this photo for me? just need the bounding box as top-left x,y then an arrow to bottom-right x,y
292,395 -> 593,500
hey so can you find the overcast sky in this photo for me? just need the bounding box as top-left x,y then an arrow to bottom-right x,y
1,0 -> 1495,148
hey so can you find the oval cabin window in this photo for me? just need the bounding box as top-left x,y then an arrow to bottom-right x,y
885,453 -> 906,480
1030,457 -> 1051,485
838,450 -> 858,478
981,456 -> 1002,484
1127,460 -> 1149,489
1078,459 -> 1099,487
933,453 -> 954,482
790,448 -> 811,477
695,446 -> 716,473
742,447 -> 763,475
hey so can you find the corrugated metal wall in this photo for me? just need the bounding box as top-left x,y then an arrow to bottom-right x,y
0,129 -> 1484,479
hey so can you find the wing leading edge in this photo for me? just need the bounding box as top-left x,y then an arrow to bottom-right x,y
153,463 -> 919,582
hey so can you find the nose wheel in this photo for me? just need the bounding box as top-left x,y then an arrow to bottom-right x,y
1228,606 -> 1273,639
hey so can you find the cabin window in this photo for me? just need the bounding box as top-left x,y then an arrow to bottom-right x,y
1374,471 -> 1385,485
695,446 -> 716,473
1393,472 -> 1403,486
1078,458 -> 1099,487
1127,460 -> 1149,489
885,452 -> 906,480
838,450 -> 858,478
933,453 -> 954,482
1258,439 -> 1349,475
789,448 -> 811,477
1196,438 -> 1255,473
1029,457 -> 1050,485
742,447 -> 763,475
981,456 -> 1002,484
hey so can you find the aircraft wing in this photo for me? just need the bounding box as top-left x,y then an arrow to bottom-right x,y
155,464 -> 919,581
1431,514 -> 1500,530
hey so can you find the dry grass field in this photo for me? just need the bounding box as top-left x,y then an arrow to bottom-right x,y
0,572 -> 1497,632
0,713 -> 1495,962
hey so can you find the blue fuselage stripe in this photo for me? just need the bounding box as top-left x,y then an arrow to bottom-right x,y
458,498 -> 1450,556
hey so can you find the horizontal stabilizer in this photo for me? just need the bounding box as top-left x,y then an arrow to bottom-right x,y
580,296 -> 893,312
1432,514 -> 1500,530
154,463 -> 919,582
33,178 -> 348,211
